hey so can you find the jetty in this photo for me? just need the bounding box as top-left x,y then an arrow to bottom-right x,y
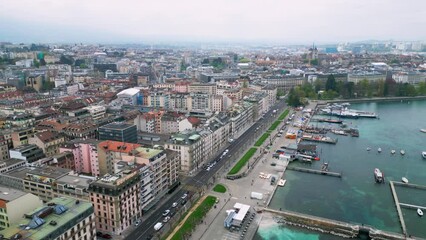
389,181 -> 407,236
399,203 -> 426,211
287,166 -> 342,178
263,208 -> 409,240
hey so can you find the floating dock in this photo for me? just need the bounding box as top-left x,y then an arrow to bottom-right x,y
300,135 -> 338,144
287,166 -> 342,178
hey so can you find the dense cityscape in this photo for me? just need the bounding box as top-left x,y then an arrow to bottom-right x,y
0,40 -> 425,240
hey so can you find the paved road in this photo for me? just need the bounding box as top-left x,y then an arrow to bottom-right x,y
126,99 -> 288,240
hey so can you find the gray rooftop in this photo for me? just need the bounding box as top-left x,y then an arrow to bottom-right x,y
0,184 -> 27,201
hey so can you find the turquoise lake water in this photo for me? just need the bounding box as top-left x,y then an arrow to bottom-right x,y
255,100 -> 426,239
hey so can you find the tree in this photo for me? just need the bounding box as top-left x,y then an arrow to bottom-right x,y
325,75 -> 336,91
276,89 -> 285,99
60,55 -> 74,65
33,58 -> 40,68
286,88 -> 302,107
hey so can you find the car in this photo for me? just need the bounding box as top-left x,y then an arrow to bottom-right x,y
96,232 -> 103,237
172,202 -> 178,208
181,199 -> 187,205
163,216 -> 171,223
102,234 -> 112,239
206,167 -> 211,171
134,220 -> 141,226
181,193 -> 188,200
162,209 -> 170,216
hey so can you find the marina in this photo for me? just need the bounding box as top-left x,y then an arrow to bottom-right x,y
263,100 -> 426,239
300,134 -> 337,144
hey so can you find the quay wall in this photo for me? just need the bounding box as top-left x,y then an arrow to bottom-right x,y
263,208 -> 410,240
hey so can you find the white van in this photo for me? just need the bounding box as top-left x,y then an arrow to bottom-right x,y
154,222 -> 163,231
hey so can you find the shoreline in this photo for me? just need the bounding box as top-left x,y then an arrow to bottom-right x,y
319,95 -> 426,105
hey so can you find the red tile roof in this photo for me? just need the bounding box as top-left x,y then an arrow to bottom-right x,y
98,140 -> 141,153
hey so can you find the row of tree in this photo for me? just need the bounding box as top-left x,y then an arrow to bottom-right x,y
286,74 -> 426,107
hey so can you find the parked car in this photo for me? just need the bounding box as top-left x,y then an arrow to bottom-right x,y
134,220 -> 141,226
172,202 -> 178,208
181,193 -> 188,200
162,209 -> 170,216
163,216 -> 171,223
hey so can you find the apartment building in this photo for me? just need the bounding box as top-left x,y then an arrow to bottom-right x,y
0,186 -> 43,229
0,197 -> 96,240
11,127 -> 35,147
229,102 -> 254,139
165,131 -> 203,174
9,144 -> 46,163
29,131 -> 65,157
98,122 -> 138,143
97,141 -> 141,175
60,139 -> 101,176
88,168 -> 141,235
188,83 -> 217,94
84,105 -> 106,121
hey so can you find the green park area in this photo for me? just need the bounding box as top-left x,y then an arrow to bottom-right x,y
228,148 -> 257,175
170,196 -> 217,240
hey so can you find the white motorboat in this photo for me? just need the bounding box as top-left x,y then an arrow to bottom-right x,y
391,150 -> 396,154
402,177 -> 409,184
374,168 -> 384,183
366,147 -> 371,151
417,208 -> 424,217
422,151 -> 426,159
378,148 -> 382,153
400,150 -> 405,155
420,129 -> 426,133
277,179 -> 287,187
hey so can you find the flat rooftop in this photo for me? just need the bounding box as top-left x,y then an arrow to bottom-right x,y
4,166 -> 71,180
0,197 -> 93,240
0,184 -> 27,201
100,122 -> 134,130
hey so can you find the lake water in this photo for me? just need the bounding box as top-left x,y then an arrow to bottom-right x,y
255,100 -> 426,239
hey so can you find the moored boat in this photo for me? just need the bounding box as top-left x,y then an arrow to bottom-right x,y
400,150 -> 406,155
422,151 -> 426,159
278,179 -> 287,187
420,129 -> 426,133
391,150 -> 396,154
378,148 -> 382,153
366,147 -> 371,151
417,208 -> 424,217
402,177 -> 409,184
374,168 -> 384,183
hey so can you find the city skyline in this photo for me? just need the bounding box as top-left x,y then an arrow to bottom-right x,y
1,0 -> 426,44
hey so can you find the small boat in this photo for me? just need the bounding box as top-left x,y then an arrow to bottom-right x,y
366,147 -> 371,151
391,150 -> 396,154
418,208 -> 424,217
278,179 -> 287,187
422,151 -> 426,159
420,129 -> 426,133
374,168 -> 384,183
400,150 -> 405,155
378,148 -> 382,153
402,177 -> 409,184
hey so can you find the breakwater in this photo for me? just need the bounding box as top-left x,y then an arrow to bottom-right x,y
263,208 -> 411,240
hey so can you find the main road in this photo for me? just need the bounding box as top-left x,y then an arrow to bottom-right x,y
126,99 -> 288,240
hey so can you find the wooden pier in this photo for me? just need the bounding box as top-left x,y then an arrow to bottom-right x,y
389,181 -> 407,236
287,166 -> 342,178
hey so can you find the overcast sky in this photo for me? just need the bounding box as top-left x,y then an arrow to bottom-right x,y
1,0 -> 425,44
